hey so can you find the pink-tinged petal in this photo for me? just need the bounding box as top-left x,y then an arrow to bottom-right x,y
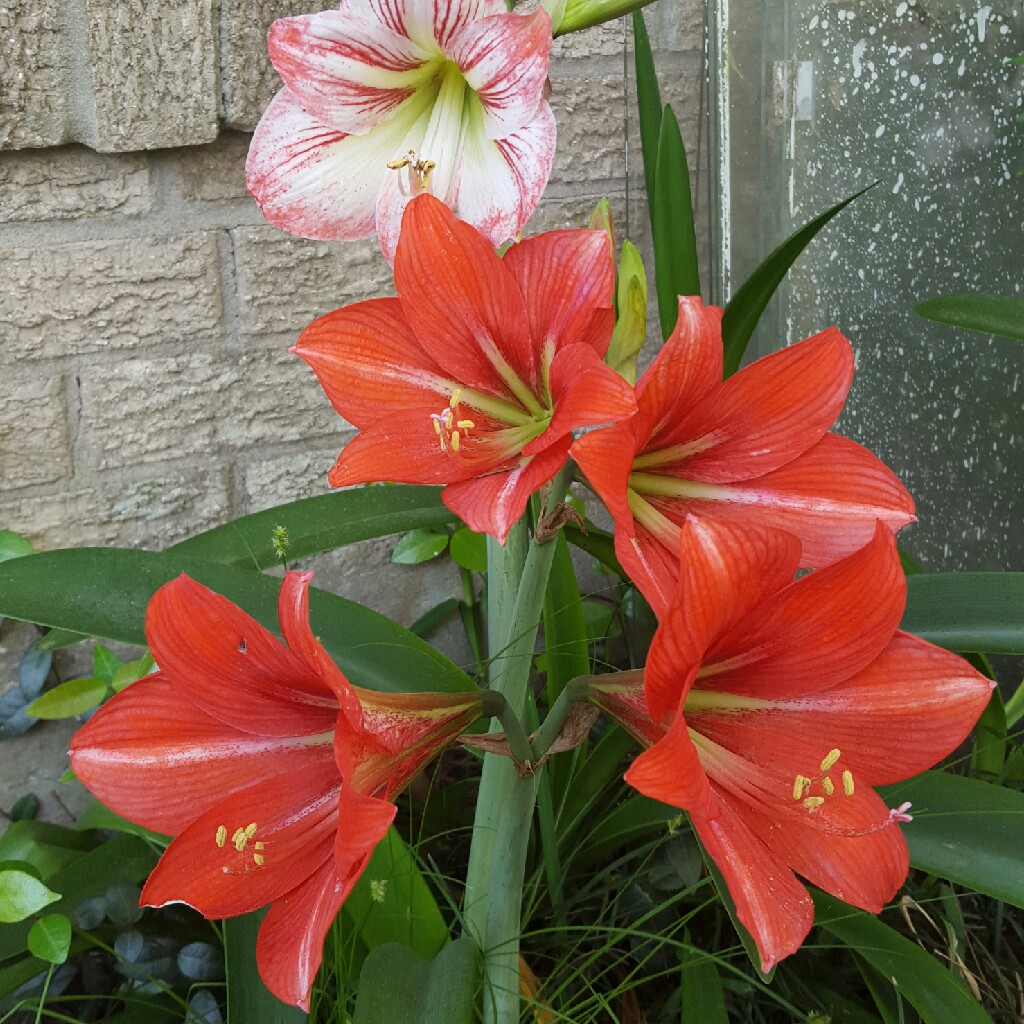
141,763 -> 340,918
691,798 -> 814,973
394,195 -> 535,397
327,409 -> 507,489
246,87 -> 431,242
69,674 -> 335,835
702,524 -> 905,698
333,785 -> 397,878
489,100 -> 557,231
442,436 -> 571,542
732,787 -> 909,914
503,229 -> 615,360
523,344 -> 636,456
268,10 -> 433,136
447,9 -> 551,138
624,714 -> 718,819
292,298 -> 451,429
278,573 -> 362,729
257,860 -> 355,1011
635,297 -> 724,445
146,575 -> 338,737
644,518 -> 801,721
667,329 -> 854,483
690,632 -> 994,787
667,433 -> 916,568
372,0 -> 506,49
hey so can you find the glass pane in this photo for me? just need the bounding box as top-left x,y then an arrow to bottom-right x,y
709,1 -> 1024,571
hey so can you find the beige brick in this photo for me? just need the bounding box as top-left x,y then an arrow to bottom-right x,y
242,444 -> 352,512
0,147 -> 151,222
525,191 -> 628,235
177,133 -> 251,203
644,0 -> 704,51
552,16 -> 626,59
548,71 -> 628,186
233,226 -> 393,336
79,347 -> 342,470
83,0 -> 218,151
0,372 -> 71,489
0,234 -> 223,362
2,467 -> 230,549
221,0 -> 311,130
0,0 -> 70,149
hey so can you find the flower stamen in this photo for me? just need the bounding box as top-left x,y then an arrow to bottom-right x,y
431,389 -> 474,454
387,150 -> 436,189
792,748 -> 857,814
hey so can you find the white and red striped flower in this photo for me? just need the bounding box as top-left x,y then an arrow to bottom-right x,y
246,0 -> 556,263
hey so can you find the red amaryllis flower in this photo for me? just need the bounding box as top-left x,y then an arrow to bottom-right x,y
246,0 -> 555,263
589,517 -> 993,971
293,193 -> 637,541
69,572 -> 485,1009
571,296 -> 916,615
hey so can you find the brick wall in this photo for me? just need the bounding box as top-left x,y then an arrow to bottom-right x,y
0,1 -> 706,822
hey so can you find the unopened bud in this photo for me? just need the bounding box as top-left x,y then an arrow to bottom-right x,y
606,240 -> 648,385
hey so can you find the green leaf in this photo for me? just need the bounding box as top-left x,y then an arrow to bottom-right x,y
0,548 -> 475,694
878,770 -> 1024,909
721,184 -> 874,376
225,911 -> 307,1024
26,676 -> 108,719
353,938 -> 479,1024
813,890 -> 994,1024
0,869 -> 60,923
1004,677 -> 1024,728
112,651 -> 155,692
632,8 -> 662,229
679,942 -> 729,1024
9,793 -> 39,822
449,528 -> 488,573
971,686 -> 1006,780
652,104 -> 700,338
169,486 -> 456,570
408,598 -> 460,638
27,913 -> 72,964
75,797 -> 170,846
902,572 -> 1024,654
93,643 -> 122,683
343,829 -> 448,959
915,293 -> 1024,342
0,821 -> 96,880
542,534 -> 589,705
392,528 -> 450,565
563,523 -> 624,578
0,530 -> 34,563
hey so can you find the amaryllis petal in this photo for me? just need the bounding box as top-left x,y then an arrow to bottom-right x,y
570,420 -> 637,526
394,194 -> 534,396
668,329 -> 853,483
278,573 -> 362,729
390,0 -> 507,50
667,433 -> 916,567
691,799 -> 814,972
624,714 -> 718,819
291,298 -> 450,430
146,574 -> 338,737
268,9 -> 434,136
523,343 -> 636,455
689,632 -> 994,788
448,9 -> 551,138
644,518 -> 801,719
68,674 -> 335,835
503,228 -> 616,361
442,436 -> 571,542
246,87 -> 433,242
701,524 -> 905,698
488,100 -> 557,231
141,763 -> 340,918
257,859 -> 355,1011
327,409 -> 504,488
333,785 -> 397,877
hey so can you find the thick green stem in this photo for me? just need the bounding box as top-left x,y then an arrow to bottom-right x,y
463,517 -> 567,1020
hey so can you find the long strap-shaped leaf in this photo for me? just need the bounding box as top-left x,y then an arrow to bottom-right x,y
915,293 -> 1024,342
225,912 -> 307,1024
632,9 -> 662,230
721,183 -> 875,376
0,548 -> 475,694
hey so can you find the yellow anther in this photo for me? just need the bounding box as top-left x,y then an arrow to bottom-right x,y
842,770 -> 855,796
215,825 -> 227,848
419,160 -> 436,187
456,419 -> 475,430
450,388 -> 462,408
792,775 -> 807,801
387,155 -> 410,169
821,777 -> 835,797
254,841 -> 265,851
252,853 -> 265,867
432,418 -> 442,436
451,430 -> 460,452
244,822 -> 258,839
820,748 -> 841,772
803,796 -> 826,811
232,827 -> 248,852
